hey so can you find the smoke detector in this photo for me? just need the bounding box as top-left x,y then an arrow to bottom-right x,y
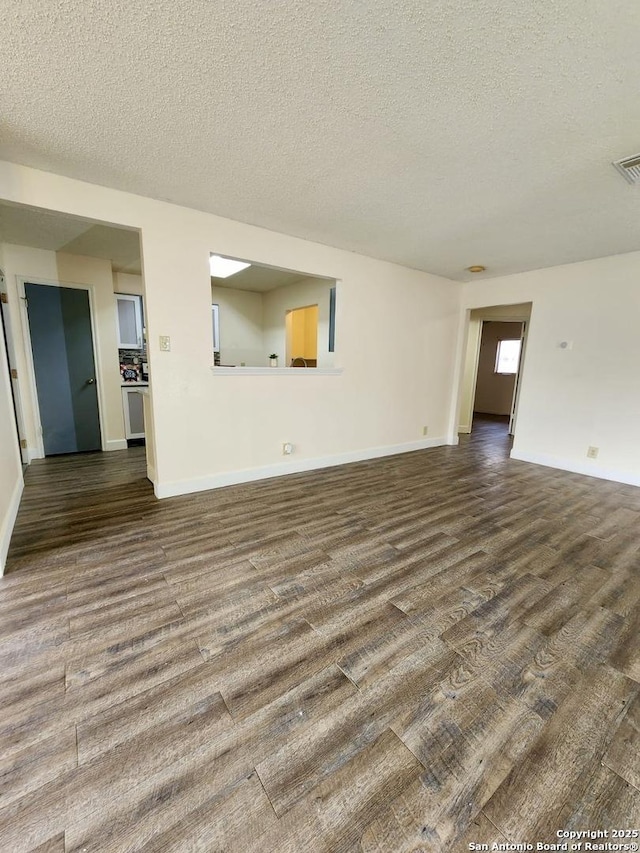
612,153 -> 640,185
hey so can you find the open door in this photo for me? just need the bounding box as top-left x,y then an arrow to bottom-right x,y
508,321 -> 526,436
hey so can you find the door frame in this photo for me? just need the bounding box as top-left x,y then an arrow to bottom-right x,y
455,304 -> 532,439
0,270 -> 29,464
17,276 -> 107,458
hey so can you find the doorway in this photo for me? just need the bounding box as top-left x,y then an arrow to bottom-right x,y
286,304 -> 318,367
24,282 -> 101,455
473,321 -> 524,434
457,303 -> 532,439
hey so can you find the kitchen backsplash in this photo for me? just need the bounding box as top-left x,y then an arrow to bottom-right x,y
119,347 -> 148,383
119,348 -> 147,363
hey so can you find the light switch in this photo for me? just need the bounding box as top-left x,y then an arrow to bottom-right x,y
159,335 -> 171,352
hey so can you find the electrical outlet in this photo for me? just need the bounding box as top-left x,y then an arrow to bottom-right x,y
159,335 -> 171,352
282,442 -> 294,455
587,446 -> 599,459
422,425 -> 429,436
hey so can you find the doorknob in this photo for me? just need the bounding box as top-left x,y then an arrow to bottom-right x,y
86,378 -> 95,384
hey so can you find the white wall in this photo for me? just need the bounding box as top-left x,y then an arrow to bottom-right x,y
113,272 -> 144,296
462,253 -> 640,485
474,321 -> 522,416
0,247 -> 24,574
0,340 -> 22,575
212,286 -> 264,366
0,161 -> 462,503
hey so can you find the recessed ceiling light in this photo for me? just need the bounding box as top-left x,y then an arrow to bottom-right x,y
467,265 -> 486,273
209,254 -> 251,278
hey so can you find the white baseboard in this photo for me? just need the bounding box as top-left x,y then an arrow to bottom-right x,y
0,474 -> 24,576
147,463 -> 157,487
458,425 -> 472,434
510,449 -> 640,488
155,436 -> 449,499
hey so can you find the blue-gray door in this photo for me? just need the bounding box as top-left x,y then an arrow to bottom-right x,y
25,283 -> 101,455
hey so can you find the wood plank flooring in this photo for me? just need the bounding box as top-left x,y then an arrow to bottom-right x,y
2,415 -> 639,851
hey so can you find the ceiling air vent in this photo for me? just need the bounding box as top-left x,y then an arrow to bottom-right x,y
612,153 -> 640,184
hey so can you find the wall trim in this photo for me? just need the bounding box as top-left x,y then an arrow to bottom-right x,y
0,474 -> 24,576
105,438 -> 128,452
155,436 -> 449,498
510,448 -> 640,488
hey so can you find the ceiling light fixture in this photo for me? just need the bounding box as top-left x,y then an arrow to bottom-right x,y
467,265 -> 486,273
209,254 -> 251,278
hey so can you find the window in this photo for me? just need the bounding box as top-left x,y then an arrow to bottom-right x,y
495,339 -> 521,374
209,252 -> 337,368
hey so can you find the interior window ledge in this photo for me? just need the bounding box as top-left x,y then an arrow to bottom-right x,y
211,366 -> 343,376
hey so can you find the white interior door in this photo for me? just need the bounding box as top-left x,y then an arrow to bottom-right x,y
508,322 -> 526,435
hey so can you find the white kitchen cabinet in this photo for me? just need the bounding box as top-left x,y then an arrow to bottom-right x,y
116,293 -> 144,349
122,386 -> 146,439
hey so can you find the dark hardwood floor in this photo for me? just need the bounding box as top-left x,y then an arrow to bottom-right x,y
1,417 -> 639,851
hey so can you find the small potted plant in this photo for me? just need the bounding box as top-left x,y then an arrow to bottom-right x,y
269,353 -> 278,367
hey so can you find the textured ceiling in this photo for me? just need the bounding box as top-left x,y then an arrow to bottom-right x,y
2,1 -> 640,280
0,204 -> 141,273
